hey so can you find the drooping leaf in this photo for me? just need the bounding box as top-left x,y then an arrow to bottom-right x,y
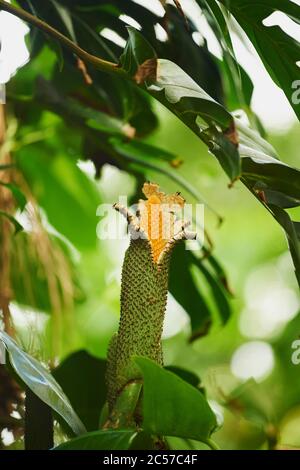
110,136 -> 218,212
0,331 -> 86,436
198,0 -> 254,109
135,357 -> 217,441
121,27 -> 240,182
158,4 -> 224,103
269,206 -> 300,286
202,247 -> 233,295
238,120 -> 300,208
191,251 -> 232,326
16,0 -> 159,136
110,138 -> 175,163
200,0 -> 234,55
119,27 -> 300,284
242,158 -> 300,209
169,244 -> 212,337
236,118 -> 300,284
219,0 -> 300,121
120,25 -> 157,77
169,243 -> 232,338
35,77 -> 130,137
50,0 -> 77,42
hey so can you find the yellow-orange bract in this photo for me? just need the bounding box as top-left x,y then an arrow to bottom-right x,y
138,182 -> 185,263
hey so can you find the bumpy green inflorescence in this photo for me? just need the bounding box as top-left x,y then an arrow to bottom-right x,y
105,183 -> 196,417
107,238 -> 170,409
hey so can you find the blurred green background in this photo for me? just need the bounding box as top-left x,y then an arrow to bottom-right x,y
0,0 -> 300,451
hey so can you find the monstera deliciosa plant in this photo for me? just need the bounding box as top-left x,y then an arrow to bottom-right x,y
0,0 -> 299,451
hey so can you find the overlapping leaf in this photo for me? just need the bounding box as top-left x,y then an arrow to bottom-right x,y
16,144 -> 101,250
197,0 -> 254,110
136,357 -> 217,442
237,118 -> 300,283
219,0 -> 300,120
16,0 -> 159,137
53,351 -> 107,431
121,27 -> 241,181
169,244 -> 231,339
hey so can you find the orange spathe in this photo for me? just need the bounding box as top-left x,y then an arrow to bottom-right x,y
138,182 -> 185,263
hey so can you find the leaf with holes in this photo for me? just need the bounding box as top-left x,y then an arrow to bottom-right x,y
219,0 -> 300,121
121,27 -> 241,181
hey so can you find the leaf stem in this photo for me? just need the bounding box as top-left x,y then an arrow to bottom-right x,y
0,0 -> 126,77
203,438 -> 221,450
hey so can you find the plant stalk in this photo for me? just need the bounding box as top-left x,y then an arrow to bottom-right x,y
0,0 -> 126,77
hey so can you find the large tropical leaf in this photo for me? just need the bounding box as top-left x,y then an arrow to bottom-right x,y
219,0 -> 300,121
197,0 -> 254,110
121,27 -> 241,182
135,357 -> 217,442
0,331 -> 86,435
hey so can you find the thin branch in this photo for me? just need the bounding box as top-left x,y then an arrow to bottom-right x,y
0,0 -> 126,77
